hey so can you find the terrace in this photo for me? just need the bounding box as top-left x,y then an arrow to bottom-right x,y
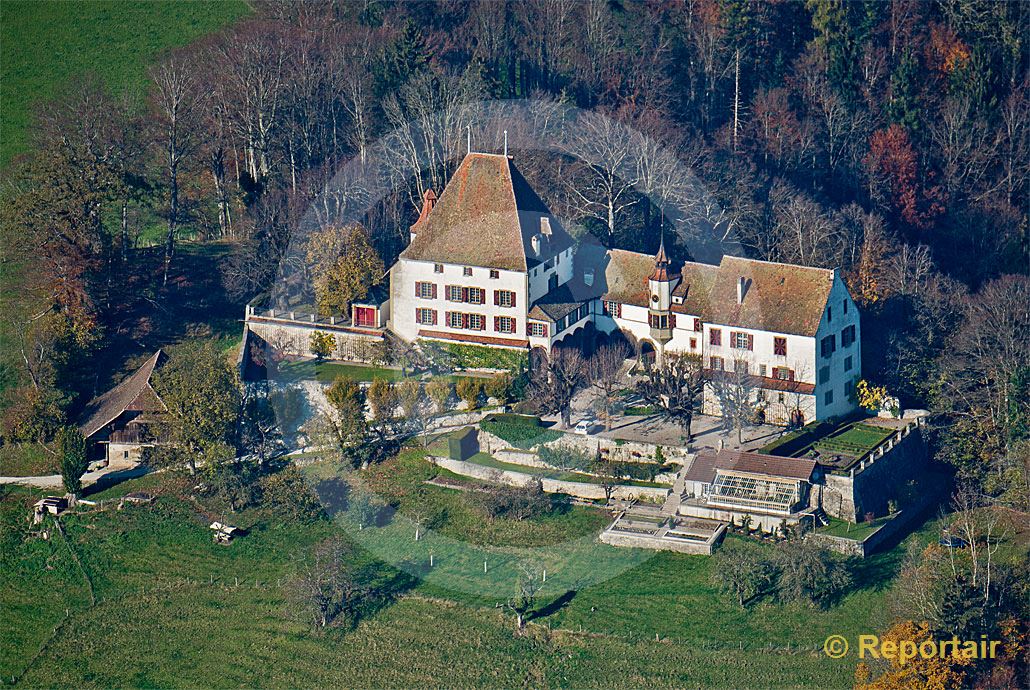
600,509 -> 726,554
759,415 -> 918,473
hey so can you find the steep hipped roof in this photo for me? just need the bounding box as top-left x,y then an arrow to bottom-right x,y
399,153 -> 575,272
706,256 -> 834,337
79,351 -> 168,439
687,449 -> 817,482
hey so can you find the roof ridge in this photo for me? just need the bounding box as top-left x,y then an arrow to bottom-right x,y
720,254 -> 836,274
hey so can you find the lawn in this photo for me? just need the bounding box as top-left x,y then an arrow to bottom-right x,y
358,448 -> 611,548
0,0 -> 248,168
0,443 -> 59,477
0,469 -> 949,688
480,414 -> 563,449
817,516 -> 891,541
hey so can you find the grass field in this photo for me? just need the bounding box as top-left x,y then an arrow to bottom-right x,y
0,0 -> 248,168
1,467 -> 946,688
0,443 -> 59,477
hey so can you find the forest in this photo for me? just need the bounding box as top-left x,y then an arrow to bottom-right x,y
1,0 -> 1027,508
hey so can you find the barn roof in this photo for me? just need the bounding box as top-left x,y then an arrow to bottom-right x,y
78,351 -> 168,439
399,153 -> 575,272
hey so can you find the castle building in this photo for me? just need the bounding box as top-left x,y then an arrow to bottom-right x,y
389,152 -> 861,425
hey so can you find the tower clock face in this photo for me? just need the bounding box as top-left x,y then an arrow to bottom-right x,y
651,294 -> 659,303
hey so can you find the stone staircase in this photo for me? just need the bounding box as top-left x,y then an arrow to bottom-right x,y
661,456 -> 693,516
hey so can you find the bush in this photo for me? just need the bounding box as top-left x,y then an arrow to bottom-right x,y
775,540 -> 854,608
484,373 -> 513,403
426,379 -> 452,412
477,480 -> 557,521
261,465 -> 325,522
456,377 -> 483,409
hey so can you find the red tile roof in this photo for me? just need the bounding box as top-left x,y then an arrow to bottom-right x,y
400,153 -> 575,272
686,449 -> 817,482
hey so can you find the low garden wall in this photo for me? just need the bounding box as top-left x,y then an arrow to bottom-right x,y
478,430 -> 676,484
428,456 -> 670,502
598,529 -> 716,555
541,434 -> 691,465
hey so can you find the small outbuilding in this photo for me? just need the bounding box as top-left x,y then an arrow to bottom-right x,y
448,427 -> 479,461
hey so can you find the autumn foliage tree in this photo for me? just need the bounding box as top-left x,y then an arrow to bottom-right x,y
305,223 -> 384,318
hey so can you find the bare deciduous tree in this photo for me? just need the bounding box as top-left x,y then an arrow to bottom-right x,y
635,352 -> 706,442
531,346 -> 587,428
291,537 -> 369,629
150,55 -> 204,286
589,342 -> 630,430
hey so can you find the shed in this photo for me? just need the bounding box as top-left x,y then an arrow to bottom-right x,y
448,427 -> 480,461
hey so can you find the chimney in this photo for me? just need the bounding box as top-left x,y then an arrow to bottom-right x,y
737,276 -> 747,304
409,189 -> 437,242
540,217 -> 552,236
584,268 -> 594,286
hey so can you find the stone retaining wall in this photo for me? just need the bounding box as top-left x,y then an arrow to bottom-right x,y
542,434 -> 691,464
428,456 -> 670,502
598,529 -> 716,555
820,423 -> 928,521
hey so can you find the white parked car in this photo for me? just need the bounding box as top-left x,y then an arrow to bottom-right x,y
574,419 -> 597,435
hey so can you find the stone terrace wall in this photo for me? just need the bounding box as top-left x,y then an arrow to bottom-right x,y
543,434 -> 692,465
428,456 -> 670,502
819,421 -> 929,521
246,316 -> 383,362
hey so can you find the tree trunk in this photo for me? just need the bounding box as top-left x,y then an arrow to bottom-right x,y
733,49 -> 741,153
162,161 -> 178,287
121,200 -> 129,263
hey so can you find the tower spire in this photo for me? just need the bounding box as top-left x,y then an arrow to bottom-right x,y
651,210 -> 669,278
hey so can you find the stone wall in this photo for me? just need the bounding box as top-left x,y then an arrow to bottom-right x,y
539,433 -> 692,465
246,317 -> 384,362
598,529 -> 717,555
428,456 -> 670,502
478,430 -> 676,483
819,421 -> 929,522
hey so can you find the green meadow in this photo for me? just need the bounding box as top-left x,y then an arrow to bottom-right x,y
1,0 -> 248,167
0,448 -> 947,688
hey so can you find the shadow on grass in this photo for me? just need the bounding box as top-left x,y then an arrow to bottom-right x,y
530,589 -> 577,620
82,466 -> 152,497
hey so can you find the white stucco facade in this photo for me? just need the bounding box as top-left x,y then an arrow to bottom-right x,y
389,258 -> 530,347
